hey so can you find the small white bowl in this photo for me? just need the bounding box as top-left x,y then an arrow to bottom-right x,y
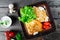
0,16 -> 12,28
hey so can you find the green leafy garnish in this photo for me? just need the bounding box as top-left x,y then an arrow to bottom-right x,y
16,33 -> 21,40
18,6 -> 36,23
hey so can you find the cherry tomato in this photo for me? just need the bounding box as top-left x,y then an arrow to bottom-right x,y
9,32 -> 15,37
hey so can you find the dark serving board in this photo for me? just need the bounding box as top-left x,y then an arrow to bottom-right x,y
18,1 -> 56,38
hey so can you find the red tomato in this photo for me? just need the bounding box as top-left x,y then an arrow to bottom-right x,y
6,37 -> 10,40
4,31 -> 10,37
43,25 -> 50,30
43,22 -> 50,26
4,31 -> 10,40
9,32 -> 15,37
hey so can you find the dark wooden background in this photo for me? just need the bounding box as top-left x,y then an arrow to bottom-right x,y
0,0 -> 60,40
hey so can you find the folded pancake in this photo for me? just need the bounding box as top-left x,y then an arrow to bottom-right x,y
24,20 -> 42,35
33,6 -> 48,22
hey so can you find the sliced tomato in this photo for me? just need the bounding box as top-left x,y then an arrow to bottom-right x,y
43,22 -> 50,26
43,25 -> 50,30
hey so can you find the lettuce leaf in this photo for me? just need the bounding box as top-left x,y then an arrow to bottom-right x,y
18,6 -> 36,23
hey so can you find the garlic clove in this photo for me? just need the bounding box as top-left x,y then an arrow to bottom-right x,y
9,10 -> 13,13
9,4 -> 14,9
